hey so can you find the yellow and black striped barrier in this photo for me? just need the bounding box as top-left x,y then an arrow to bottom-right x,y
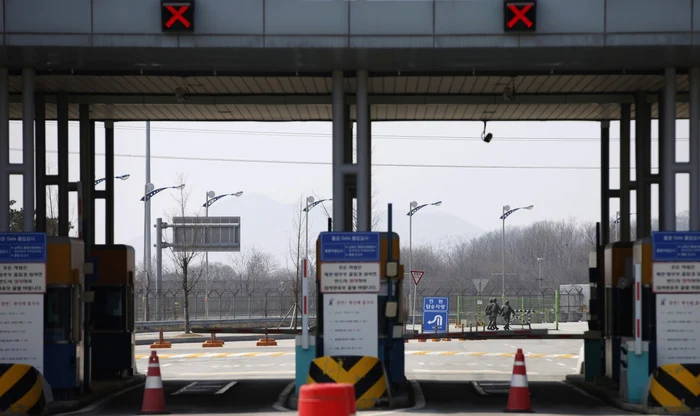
0,364 -> 47,415
648,363 -> 700,412
307,356 -> 390,410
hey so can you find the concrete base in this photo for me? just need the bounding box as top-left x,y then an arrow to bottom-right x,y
294,335 -> 316,396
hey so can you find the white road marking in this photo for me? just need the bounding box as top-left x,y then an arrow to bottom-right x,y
558,362 -> 567,367
546,359 -> 553,362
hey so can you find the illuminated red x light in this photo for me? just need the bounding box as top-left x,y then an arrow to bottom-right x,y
507,4 -> 533,29
165,5 -> 191,28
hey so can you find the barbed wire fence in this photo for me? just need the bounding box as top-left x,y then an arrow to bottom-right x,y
403,285 -> 589,326
135,279 -> 319,322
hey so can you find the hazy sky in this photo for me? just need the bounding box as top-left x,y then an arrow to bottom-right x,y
7,118 -> 691,265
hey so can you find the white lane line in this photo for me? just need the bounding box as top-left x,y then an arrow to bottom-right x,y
558,362 -> 567,367
546,359 -> 553,362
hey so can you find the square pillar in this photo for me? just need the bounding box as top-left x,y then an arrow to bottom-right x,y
619,104 -> 632,241
22,69 -> 35,232
635,92 -> 652,238
0,69 -> 9,232
690,68 -> 700,230
601,121 -> 610,246
332,70 -> 346,231
105,121 -> 115,244
35,93 -> 46,233
57,92 -> 70,236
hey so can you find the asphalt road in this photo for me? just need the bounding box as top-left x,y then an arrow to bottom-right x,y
131,337 -> 582,381
58,328 -> 633,415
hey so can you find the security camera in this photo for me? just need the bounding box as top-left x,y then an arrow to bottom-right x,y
481,120 -> 493,143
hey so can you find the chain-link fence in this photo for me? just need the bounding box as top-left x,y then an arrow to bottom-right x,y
404,285 -> 589,326
135,288 -> 318,322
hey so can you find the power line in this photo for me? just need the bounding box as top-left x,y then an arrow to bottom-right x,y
13,120 -> 687,143
11,147 -> 653,171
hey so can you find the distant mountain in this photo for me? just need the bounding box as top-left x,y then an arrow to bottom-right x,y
127,193 -> 484,267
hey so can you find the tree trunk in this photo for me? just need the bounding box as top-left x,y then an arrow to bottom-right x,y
183,263 -> 191,334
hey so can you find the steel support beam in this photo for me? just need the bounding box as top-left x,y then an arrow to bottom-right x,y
22,69 -> 35,232
332,70 -> 346,231
691,68 -> 700,231
635,92 -> 652,239
57,92 -> 70,236
35,92 -> 47,233
356,70 -> 371,232
79,103 -> 93,395
620,103 -> 632,241
660,68 -> 677,231
105,121 -> 115,244
0,69 -> 9,232
601,120 -> 611,246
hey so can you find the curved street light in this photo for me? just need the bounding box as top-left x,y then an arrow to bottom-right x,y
140,183 -> 185,202
95,174 -> 130,186
407,200 -> 442,329
499,204 -> 534,300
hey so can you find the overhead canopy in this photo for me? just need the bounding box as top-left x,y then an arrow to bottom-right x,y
6,73 -> 689,121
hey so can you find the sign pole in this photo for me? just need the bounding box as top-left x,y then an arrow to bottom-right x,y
302,257 -> 309,349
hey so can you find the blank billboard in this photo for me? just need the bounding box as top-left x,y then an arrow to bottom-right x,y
171,216 -> 240,252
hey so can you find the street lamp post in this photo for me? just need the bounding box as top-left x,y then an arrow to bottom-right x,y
95,174 -> 130,186
500,204 -> 534,301
407,200 -> 442,330
302,196 -> 330,346
141,183 -> 185,321
203,190 -> 243,319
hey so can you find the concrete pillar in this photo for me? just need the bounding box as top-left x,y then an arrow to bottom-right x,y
0,69 -> 9,232
22,69 -> 35,232
356,69 -> 371,232
690,68 -> 700,231
57,92 -> 70,236
660,68 -> 677,231
619,104 -> 632,241
658,91 -> 666,227
332,70 -> 346,231
35,93 -> 46,233
89,121 -> 96,242
635,92 -> 651,238
80,104 -> 93,248
601,121 -> 610,246
343,104 -> 353,232
105,121 -> 115,244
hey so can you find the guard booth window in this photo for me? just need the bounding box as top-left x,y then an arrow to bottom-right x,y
93,288 -> 127,331
45,287 -> 72,342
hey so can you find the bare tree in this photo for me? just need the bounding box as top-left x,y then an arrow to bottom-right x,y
231,247 -> 277,294
165,174 -> 204,333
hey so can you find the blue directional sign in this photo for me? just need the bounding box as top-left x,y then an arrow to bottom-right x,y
423,310 -> 448,333
652,231 -> 700,261
0,233 -> 47,262
423,296 -> 449,312
320,232 -> 380,262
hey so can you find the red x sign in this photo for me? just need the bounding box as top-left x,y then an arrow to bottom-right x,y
504,1 -> 536,32
161,1 -> 195,32
508,4 -> 532,28
166,5 -> 191,28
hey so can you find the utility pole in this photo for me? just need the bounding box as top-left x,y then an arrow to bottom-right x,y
143,121 -> 152,321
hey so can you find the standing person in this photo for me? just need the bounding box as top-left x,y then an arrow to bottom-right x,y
490,298 -> 502,330
485,298 -> 495,329
501,300 -> 515,330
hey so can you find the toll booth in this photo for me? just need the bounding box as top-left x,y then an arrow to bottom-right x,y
603,241 -> 633,382
88,245 -> 136,379
44,237 -> 86,398
313,231 -> 407,391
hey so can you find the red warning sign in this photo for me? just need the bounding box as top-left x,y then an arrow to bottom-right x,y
411,270 -> 425,286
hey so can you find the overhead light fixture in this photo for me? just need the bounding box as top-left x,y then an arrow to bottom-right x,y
481,120 -> 493,143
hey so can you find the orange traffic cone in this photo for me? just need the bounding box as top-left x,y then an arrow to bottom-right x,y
505,348 -> 532,413
141,351 -> 168,414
